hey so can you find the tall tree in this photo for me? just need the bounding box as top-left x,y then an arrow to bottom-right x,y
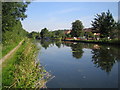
91,10 -> 116,38
2,2 -> 29,52
71,20 -> 84,37
2,2 -> 30,32
117,21 -> 120,39
40,28 -> 49,38
54,30 -> 65,38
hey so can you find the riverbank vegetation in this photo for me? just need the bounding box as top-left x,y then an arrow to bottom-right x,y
2,38 -> 48,88
63,38 -> 120,45
2,2 -> 49,88
2,2 -> 29,57
1,1 -> 119,88
2,21 -> 28,57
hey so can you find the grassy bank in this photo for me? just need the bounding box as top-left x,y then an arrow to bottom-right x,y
2,31 -> 23,57
2,38 -> 48,88
0,43 -> 2,90
0,43 -> 2,59
63,39 -> 120,45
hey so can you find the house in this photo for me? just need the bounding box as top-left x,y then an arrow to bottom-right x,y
63,28 -> 100,38
83,28 -> 100,36
64,30 -> 71,34
83,28 -> 92,32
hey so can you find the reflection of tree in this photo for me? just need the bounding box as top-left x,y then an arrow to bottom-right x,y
55,41 -> 62,48
40,39 -> 62,49
108,46 -> 120,61
62,41 -> 72,47
91,46 -> 117,73
70,43 -> 84,59
40,39 -> 51,49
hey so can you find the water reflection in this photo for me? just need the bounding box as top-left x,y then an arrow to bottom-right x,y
40,39 -> 50,49
92,47 -> 116,73
39,39 -> 119,73
55,41 -> 61,48
40,39 -> 62,49
92,45 -> 120,73
70,43 -> 83,59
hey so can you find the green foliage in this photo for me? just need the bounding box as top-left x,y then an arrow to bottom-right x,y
85,32 -> 94,39
2,39 -> 47,88
91,10 -> 116,38
66,33 -> 71,38
116,21 -> 120,39
40,28 -> 49,38
117,21 -> 120,30
0,44 -> 1,59
40,29 -> 65,39
0,2 -> 1,44
2,2 -> 30,32
54,30 -> 65,38
2,21 -> 28,57
71,20 -> 84,37
47,31 -> 55,38
2,2 -> 48,88
2,2 -> 29,56
28,31 -> 40,39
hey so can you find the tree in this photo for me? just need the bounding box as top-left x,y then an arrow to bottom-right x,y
84,32 -> 94,40
54,30 -> 65,38
2,2 -> 30,45
40,28 -> 49,38
28,31 -> 40,39
116,21 -> 120,39
2,2 -> 30,32
91,10 -> 116,38
71,20 -> 84,37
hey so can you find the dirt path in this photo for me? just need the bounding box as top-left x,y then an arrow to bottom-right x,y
0,39 -> 24,65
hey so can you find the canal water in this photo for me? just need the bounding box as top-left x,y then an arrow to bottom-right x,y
37,40 -> 119,88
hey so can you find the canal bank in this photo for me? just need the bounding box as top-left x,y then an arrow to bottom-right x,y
62,39 -> 120,45
2,38 -> 49,88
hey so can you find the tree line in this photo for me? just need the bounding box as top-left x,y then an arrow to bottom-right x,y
31,10 -> 119,40
2,2 -> 30,56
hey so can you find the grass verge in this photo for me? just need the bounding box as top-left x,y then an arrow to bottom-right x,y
63,39 -> 120,45
0,43 -> 2,90
0,43 -> 1,59
2,38 -> 49,88
2,39 -> 22,57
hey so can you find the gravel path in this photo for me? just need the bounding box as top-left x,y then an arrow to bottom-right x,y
0,40 -> 24,65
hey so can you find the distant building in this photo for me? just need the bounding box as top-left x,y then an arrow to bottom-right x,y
83,28 -> 100,36
63,28 -> 100,37
83,28 -> 92,32
64,30 -> 71,34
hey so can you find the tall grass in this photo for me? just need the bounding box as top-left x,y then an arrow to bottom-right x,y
0,43 -> 2,90
2,30 -> 23,57
2,38 -> 48,88
0,43 -> 2,59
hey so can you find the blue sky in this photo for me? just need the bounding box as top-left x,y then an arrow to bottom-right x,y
21,2 -> 118,32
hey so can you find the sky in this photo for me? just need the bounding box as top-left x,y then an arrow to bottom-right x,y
21,2 -> 118,32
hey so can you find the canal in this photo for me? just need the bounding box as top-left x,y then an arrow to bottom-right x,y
37,40 -> 119,88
